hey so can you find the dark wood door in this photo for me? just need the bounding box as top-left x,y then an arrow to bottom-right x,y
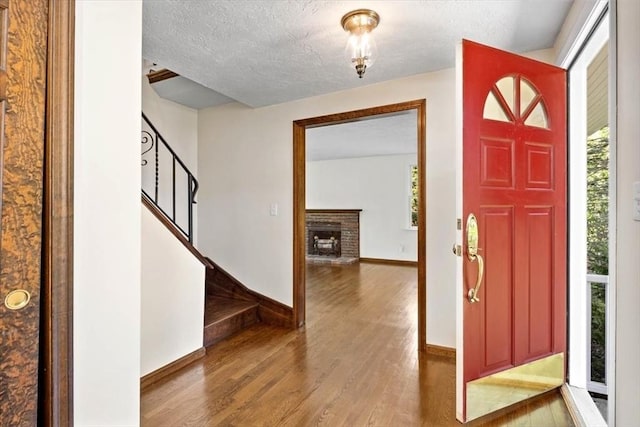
458,40 -> 567,422
0,0 -> 48,424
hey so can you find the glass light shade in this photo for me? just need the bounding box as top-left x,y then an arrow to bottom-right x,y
345,32 -> 377,78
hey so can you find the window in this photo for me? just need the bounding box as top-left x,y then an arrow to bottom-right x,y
482,75 -> 550,129
409,164 -> 418,228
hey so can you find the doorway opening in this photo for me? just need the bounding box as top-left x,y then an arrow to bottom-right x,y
567,8 -> 613,425
292,100 -> 427,350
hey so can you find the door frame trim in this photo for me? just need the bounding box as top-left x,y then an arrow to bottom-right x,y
566,4 -> 616,426
292,99 -> 427,351
41,0 -> 74,424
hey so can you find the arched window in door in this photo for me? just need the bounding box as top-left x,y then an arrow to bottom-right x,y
483,75 -> 550,129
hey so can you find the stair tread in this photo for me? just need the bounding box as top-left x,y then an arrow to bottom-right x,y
204,295 -> 259,325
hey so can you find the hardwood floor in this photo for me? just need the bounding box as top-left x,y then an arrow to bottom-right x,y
141,262 -> 573,426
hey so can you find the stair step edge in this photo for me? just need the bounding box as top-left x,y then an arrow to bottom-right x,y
204,304 -> 259,326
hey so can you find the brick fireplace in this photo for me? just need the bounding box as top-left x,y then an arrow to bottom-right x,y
305,209 -> 361,264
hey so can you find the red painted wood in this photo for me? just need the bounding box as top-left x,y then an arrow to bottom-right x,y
480,207 -> 514,373
462,39 -> 567,413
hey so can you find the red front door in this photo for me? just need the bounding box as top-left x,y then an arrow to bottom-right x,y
457,40 -> 567,422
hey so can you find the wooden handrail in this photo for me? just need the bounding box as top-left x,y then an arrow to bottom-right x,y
142,194 -> 213,269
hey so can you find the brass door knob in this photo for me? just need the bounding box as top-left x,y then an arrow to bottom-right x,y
4,289 -> 31,310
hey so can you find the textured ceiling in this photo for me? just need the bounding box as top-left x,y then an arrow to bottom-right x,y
152,75 -> 235,109
307,111 -> 417,161
143,0 -> 574,108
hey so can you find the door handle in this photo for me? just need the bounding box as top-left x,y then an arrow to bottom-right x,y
467,254 -> 484,303
466,213 -> 484,303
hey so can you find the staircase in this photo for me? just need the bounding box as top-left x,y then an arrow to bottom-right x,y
203,258 -> 294,345
141,113 -> 294,350
204,296 -> 259,347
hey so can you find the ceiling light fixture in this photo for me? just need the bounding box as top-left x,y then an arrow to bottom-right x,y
341,9 -> 380,79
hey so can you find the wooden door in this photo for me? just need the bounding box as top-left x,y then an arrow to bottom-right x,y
0,0 -> 48,424
457,40 -> 567,422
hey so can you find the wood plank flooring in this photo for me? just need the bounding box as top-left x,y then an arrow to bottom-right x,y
141,262 -> 573,426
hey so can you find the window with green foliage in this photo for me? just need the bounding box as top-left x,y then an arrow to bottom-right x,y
410,165 -> 418,228
587,126 -> 609,276
587,126 -> 609,386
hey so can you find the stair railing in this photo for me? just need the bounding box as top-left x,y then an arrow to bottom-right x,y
141,112 -> 199,242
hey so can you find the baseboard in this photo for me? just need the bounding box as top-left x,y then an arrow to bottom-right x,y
206,259 -> 295,328
140,347 -> 206,391
426,343 -> 456,358
359,257 -> 418,267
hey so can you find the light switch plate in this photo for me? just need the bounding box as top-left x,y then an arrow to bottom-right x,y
270,203 -> 278,216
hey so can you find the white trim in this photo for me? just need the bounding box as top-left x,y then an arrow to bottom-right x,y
568,51 -> 589,389
454,41 -> 464,423
566,8 -> 614,426
606,1 -> 617,424
585,274 -> 609,284
567,9 -> 609,391
588,380 -> 608,396
556,1 -> 609,68
561,384 -> 608,427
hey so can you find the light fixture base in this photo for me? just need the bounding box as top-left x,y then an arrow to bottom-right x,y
341,9 -> 380,34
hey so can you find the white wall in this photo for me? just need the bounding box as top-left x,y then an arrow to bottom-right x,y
614,0 -> 640,423
198,49 -> 553,349
140,207 -> 205,376
74,1 -> 142,425
140,71 -> 204,377
198,68 -> 457,347
307,154 -> 418,262
141,64 -> 198,171
141,64 -> 199,244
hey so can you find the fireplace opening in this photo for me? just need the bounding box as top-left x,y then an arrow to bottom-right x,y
307,222 -> 341,257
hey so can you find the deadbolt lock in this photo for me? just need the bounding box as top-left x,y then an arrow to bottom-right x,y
4,289 -> 31,310
452,244 -> 462,256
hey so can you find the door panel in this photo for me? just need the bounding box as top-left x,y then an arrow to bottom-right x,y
0,0 -> 48,424
524,207 -> 553,358
458,39 -> 567,422
480,207 -> 514,374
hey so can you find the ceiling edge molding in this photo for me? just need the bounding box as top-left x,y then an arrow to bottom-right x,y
147,68 -> 179,84
554,0 -> 609,68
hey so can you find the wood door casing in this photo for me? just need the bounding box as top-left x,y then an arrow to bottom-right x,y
42,0 -> 75,424
462,40 -> 567,385
0,0 -> 48,423
293,100 -> 427,351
